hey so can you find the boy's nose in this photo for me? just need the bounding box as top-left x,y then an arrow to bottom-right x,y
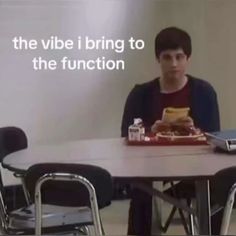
171,58 -> 178,66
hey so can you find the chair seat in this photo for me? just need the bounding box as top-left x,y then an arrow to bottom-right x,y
164,180 -> 195,199
9,204 -> 93,229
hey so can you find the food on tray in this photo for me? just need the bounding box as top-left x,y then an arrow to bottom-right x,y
152,107 -> 202,137
162,107 -> 190,123
154,116 -> 201,136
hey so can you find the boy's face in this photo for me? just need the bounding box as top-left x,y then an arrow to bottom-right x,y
158,48 -> 189,82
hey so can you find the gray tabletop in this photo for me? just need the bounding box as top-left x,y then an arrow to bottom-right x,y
2,138 -> 236,180
4,137 -> 231,235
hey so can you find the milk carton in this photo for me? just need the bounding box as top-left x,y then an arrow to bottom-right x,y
128,118 -> 145,141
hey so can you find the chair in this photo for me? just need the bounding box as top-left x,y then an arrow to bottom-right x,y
161,180 -> 195,234
162,180 -> 223,235
176,167 -> 236,235
0,127 -> 27,159
210,166 -> 236,235
0,127 -> 28,210
7,163 -> 113,235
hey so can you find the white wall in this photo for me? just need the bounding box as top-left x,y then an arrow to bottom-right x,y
0,0 -> 163,145
1,0 -> 236,183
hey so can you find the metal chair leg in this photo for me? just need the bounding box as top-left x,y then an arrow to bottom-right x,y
220,183 -> 236,235
162,181 -> 192,234
99,212 -> 105,235
78,226 -> 90,235
161,206 -> 177,232
189,213 -> 195,235
178,208 -> 190,235
186,199 -> 195,235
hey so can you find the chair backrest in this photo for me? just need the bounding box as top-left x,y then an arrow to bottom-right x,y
211,167 -> 236,235
0,127 -> 27,232
211,166 -> 236,206
24,163 -> 113,208
0,126 -> 28,162
0,126 -> 27,196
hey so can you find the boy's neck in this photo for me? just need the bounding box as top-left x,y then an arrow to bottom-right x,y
160,75 -> 188,93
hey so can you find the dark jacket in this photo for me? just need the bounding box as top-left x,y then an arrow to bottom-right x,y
121,75 -> 220,137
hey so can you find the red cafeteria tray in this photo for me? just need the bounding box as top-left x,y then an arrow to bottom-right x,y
126,136 -> 208,146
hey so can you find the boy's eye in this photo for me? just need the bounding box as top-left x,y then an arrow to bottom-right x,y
176,54 -> 186,60
162,54 -> 186,61
162,55 -> 172,60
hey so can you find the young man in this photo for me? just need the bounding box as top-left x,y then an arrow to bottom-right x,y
121,27 -> 220,235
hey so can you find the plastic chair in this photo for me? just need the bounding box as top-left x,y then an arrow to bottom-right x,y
0,127 -> 27,159
162,180 -> 195,234
0,163 -> 113,235
177,167 -> 236,235
26,163 -> 113,235
0,127 -> 28,210
210,167 -> 236,235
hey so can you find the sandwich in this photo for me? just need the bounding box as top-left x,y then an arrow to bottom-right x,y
153,107 -> 201,136
162,107 -> 190,123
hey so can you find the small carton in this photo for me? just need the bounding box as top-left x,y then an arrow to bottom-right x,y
128,118 -> 145,141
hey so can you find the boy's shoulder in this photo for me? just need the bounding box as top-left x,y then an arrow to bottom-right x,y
134,77 -> 160,91
188,74 -> 215,91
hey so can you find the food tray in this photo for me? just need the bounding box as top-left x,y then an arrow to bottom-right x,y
126,134 -> 208,146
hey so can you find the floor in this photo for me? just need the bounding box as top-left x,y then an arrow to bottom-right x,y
100,199 -> 236,235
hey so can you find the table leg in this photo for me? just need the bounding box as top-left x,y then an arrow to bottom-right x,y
152,181 -> 163,235
135,181 -> 196,235
195,180 -> 211,235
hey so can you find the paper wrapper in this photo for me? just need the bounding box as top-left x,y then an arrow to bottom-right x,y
162,107 -> 190,123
